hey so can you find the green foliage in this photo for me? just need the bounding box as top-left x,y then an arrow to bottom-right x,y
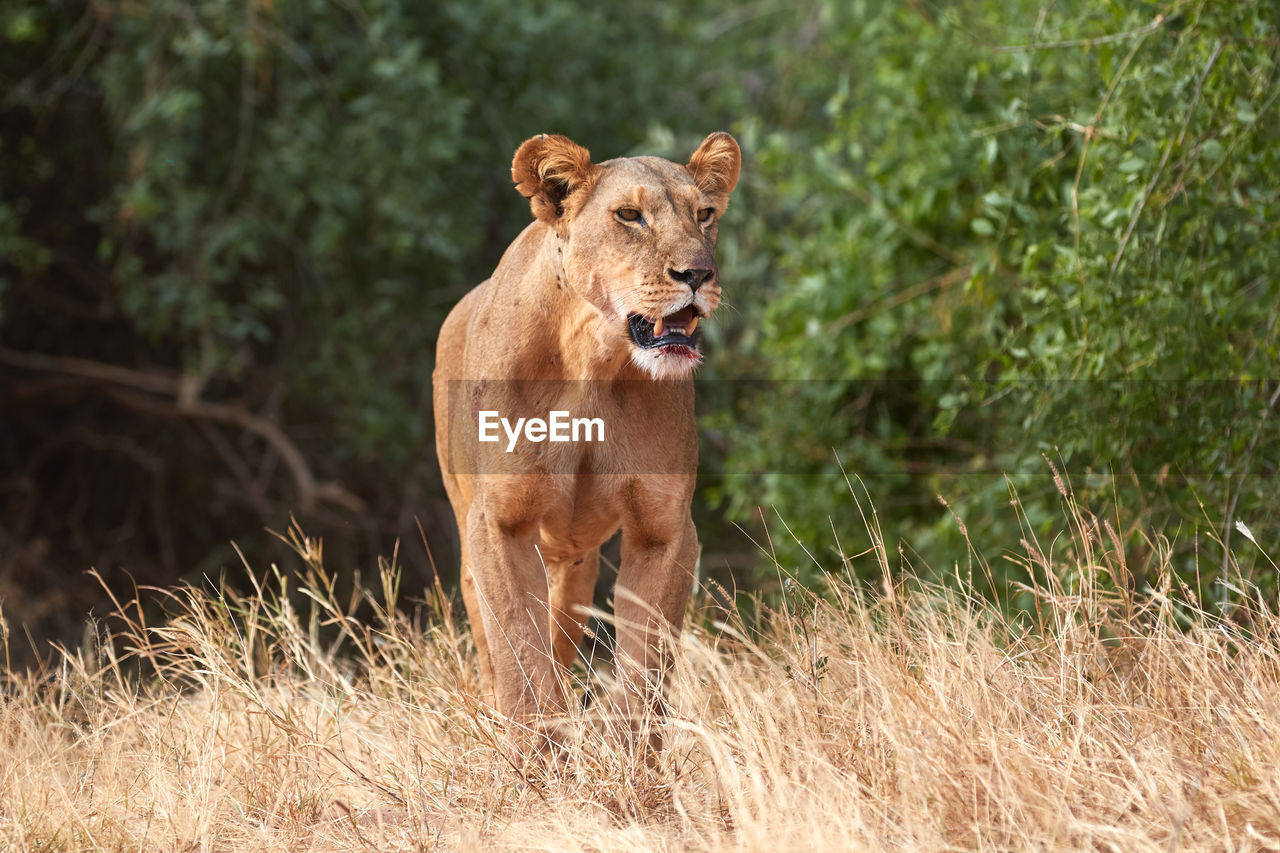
3,0 -> 726,457
87,0 -> 720,463
2,0 -> 1276,630
712,0 -> 1280,595
0,0 -> 731,624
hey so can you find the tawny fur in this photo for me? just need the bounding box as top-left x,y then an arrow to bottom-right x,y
432,132 -> 740,750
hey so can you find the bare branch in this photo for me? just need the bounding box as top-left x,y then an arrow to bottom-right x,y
995,13 -> 1166,52
0,346 -> 366,514
0,346 -> 181,395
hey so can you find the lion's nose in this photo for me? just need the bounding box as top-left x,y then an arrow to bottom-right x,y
668,267 -> 715,292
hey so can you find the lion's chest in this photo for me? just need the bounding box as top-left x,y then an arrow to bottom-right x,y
535,474 -> 627,556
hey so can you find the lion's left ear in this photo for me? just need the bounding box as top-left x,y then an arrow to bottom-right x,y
511,134 -> 601,225
686,132 -> 741,199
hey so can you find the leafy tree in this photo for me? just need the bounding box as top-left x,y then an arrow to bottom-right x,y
710,0 -> 1280,597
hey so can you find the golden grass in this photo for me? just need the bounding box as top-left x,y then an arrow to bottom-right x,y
3,494 -> 1280,852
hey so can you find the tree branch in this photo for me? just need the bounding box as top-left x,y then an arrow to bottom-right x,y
0,346 -> 366,514
0,346 -> 181,395
995,13 -> 1167,52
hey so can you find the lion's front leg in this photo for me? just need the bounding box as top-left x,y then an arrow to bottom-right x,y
610,514 -> 698,747
465,503 -> 570,750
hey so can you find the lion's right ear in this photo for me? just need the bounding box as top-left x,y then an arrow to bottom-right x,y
511,134 -> 600,225
687,131 -> 741,200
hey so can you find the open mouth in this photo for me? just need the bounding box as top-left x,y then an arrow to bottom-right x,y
626,305 -> 702,350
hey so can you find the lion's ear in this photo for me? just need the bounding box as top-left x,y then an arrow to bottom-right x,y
686,131 -> 741,199
511,134 -> 600,224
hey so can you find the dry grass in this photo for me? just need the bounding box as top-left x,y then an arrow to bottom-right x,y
3,491 -> 1280,852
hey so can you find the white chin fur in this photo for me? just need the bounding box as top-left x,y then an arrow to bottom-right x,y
630,346 -> 703,380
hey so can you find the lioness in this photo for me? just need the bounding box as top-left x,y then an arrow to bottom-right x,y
432,131 -> 740,750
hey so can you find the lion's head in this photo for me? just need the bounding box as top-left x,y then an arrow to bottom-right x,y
511,132 -> 741,379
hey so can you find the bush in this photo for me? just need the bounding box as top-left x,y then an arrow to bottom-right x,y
710,0 -> 1280,596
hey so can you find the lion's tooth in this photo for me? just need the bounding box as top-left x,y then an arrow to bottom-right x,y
687,316 -> 699,334
653,317 -> 665,337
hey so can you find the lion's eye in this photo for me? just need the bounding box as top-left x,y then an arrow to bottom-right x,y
697,207 -> 715,223
615,208 -> 643,223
